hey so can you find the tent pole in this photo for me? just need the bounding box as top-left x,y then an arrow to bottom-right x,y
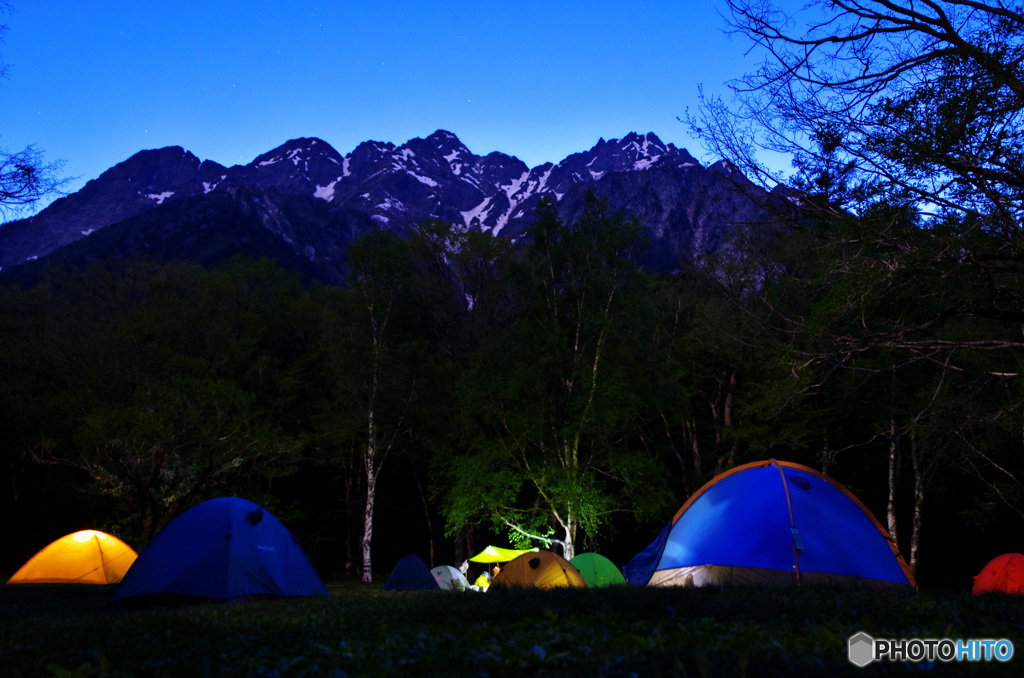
770,459 -> 801,585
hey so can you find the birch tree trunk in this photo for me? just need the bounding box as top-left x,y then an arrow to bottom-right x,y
361,450 -> 377,583
563,511 -> 575,560
887,419 -> 900,545
361,363 -> 380,583
909,431 -> 924,581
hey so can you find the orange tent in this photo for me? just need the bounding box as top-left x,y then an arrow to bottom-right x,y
490,551 -> 586,590
6,530 -> 137,585
972,553 -> 1024,594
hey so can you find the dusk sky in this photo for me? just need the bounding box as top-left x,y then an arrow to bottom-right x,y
2,1 -> 778,215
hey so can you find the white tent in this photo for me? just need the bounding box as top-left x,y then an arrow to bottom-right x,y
430,565 -> 472,591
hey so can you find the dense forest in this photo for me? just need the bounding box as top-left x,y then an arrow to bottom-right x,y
1,187 -> 1021,588
5,0 -> 1024,590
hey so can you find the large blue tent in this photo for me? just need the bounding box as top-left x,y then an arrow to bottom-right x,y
111,497 -> 328,602
623,459 -> 915,589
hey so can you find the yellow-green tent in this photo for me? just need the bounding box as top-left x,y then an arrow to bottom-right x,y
6,530 -> 137,585
468,545 -> 537,563
490,551 -> 586,589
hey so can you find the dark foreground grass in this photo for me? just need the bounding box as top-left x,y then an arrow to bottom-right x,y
2,583 -> 1022,677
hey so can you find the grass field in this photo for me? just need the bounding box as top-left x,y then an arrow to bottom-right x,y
2,582 -> 1022,677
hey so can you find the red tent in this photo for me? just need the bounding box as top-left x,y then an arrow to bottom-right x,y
972,553 -> 1024,594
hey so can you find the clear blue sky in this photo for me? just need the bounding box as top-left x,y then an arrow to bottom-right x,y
2,1 -> 767,214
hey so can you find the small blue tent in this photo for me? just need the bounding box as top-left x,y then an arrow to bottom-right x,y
382,554 -> 440,591
111,497 -> 328,603
623,459 -> 915,589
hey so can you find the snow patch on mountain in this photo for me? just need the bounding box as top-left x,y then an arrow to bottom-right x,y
411,173 -> 439,187
377,196 -> 407,213
314,179 -> 341,201
502,171 -> 530,200
632,157 -> 659,171
461,199 -> 491,229
444,150 -> 467,176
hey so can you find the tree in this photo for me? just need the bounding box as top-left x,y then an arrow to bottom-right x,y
341,231 -> 431,582
688,2 -> 1024,574
695,1 -> 1024,214
73,376 -> 294,545
442,193 -> 673,559
5,256 -> 309,546
407,220 -> 518,564
1,2 -> 67,215
691,1 -> 1024,356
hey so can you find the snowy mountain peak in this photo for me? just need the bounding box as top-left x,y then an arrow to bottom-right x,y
352,139 -> 398,159
418,130 -> 474,175
251,137 -> 341,169
618,132 -> 667,161
0,129 -> 788,280
426,129 -> 465,150
554,131 -> 687,177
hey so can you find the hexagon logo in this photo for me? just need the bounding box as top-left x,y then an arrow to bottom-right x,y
848,632 -> 875,667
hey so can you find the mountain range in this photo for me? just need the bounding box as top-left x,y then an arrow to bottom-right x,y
0,130 -> 787,284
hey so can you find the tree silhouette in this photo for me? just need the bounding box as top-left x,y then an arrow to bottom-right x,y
1,1 -> 69,216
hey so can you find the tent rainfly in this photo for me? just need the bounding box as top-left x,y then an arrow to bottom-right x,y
6,530 -> 137,585
490,551 -> 586,589
110,497 -> 327,603
622,459 -> 916,589
468,545 -> 538,563
973,553 -> 1024,594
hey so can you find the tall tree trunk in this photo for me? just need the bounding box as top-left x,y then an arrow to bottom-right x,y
361,371 -> 379,584
687,419 -> 702,478
714,371 -> 739,474
361,450 -> 377,583
563,509 -> 576,560
909,432 -> 924,581
414,467 -> 435,567
659,409 -> 687,478
454,527 -> 468,569
887,420 -> 900,545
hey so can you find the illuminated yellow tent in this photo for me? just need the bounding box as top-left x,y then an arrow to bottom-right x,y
490,551 -> 586,589
6,530 -> 137,585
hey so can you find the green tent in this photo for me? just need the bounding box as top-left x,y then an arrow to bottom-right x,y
570,552 -> 625,587
468,546 -> 537,563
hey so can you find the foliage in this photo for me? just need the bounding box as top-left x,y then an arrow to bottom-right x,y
0,256 -> 310,546
439,193 -> 673,557
2,202 -> 1023,584
694,1 -> 1024,218
683,0 -> 1024,577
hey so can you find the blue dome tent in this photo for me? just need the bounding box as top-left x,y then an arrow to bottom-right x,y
623,459 -> 915,589
382,554 -> 441,591
111,497 -> 328,603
